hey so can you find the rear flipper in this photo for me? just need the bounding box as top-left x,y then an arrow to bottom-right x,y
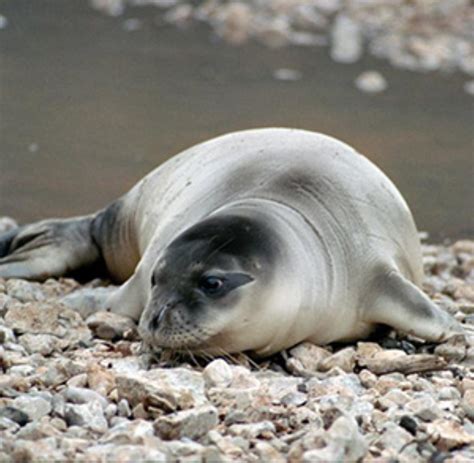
0,216 -> 103,281
365,269 -> 470,342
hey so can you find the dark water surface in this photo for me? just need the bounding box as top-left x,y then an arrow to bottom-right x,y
1,0 -> 473,240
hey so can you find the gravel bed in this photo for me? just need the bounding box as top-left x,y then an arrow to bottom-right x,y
0,216 -> 473,462
89,0 -> 474,77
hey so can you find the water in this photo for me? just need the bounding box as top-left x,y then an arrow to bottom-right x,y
1,0 -> 473,241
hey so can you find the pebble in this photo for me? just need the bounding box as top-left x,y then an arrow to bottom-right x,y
64,401 -> 108,434
116,367 -> 206,412
0,326 -> 15,344
0,216 -> 17,232
330,14 -> 362,63
405,395 -> 442,421
154,405 -> 218,440
0,294 -> 13,316
319,346 -> 356,372
229,420 -> 276,439
101,419 -> 154,445
461,389 -> 474,419
355,71 -> 388,94
117,399 -> 132,418
19,333 -> 60,355
287,342 -> 331,374
273,68 -> 302,81
11,395 -> 52,421
426,419 -> 474,450
86,311 -> 136,341
0,406 -> 30,426
202,358 -> 233,388
5,279 -> 45,303
61,387 -> 109,410
78,444 -> 167,462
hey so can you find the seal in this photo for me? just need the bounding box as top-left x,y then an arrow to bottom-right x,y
0,128 -> 467,356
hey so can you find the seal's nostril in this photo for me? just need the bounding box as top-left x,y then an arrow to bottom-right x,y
150,308 -> 166,330
150,301 -> 177,330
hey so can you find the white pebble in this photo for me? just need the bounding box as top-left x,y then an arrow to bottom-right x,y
355,71 -> 387,94
273,68 -> 302,81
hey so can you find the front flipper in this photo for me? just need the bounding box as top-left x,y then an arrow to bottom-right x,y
365,269 -> 466,342
0,216 -> 103,281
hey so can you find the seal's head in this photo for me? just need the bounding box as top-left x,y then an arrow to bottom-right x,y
138,213 -> 278,354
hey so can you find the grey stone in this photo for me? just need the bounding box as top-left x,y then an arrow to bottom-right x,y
10,364 -> 36,379
7,437 -> 65,461
438,386 -> 461,401
281,391 -> 307,407
116,368 -> 207,411
0,294 -> 14,316
288,342 -> 331,374
4,302 -> 91,345
0,406 -> 29,426
117,399 -> 131,418
319,347 -> 356,372
19,333 -> 60,355
0,416 -> 20,432
154,405 -> 218,440
86,311 -> 137,340
65,401 -> 108,434
61,386 -> 109,410
326,415 -> 367,461
0,326 -> 15,344
229,421 -> 276,439
100,419 -> 155,445
79,444 -> 167,463
374,421 -> 415,454
5,279 -> 46,303
202,358 -> 233,388
15,420 -> 62,440
405,395 -> 442,421
11,395 -> 52,421
104,403 -> 117,419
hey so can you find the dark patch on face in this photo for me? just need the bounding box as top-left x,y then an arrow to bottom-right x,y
169,214 -> 277,267
146,214 -> 277,334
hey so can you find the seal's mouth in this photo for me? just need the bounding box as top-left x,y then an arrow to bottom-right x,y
138,307 -> 219,353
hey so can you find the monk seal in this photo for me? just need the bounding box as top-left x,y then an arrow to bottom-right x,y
0,128 -> 468,356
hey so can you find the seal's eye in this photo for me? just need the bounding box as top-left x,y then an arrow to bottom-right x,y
199,276 -> 224,295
